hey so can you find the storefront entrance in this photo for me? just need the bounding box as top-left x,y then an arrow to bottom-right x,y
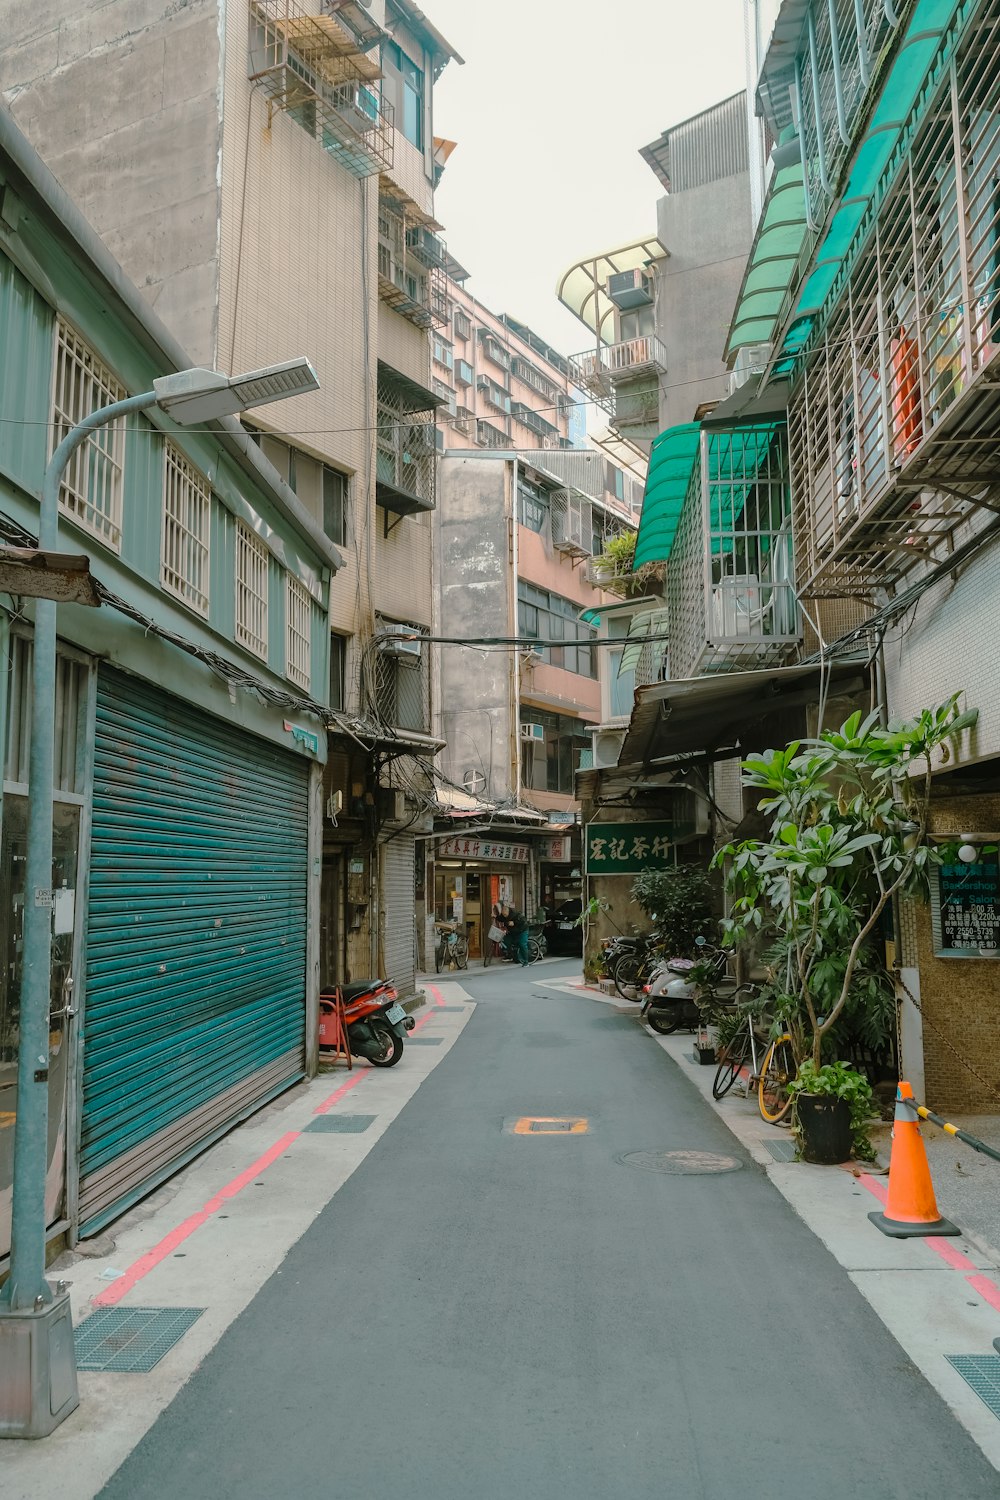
434,860 -> 526,958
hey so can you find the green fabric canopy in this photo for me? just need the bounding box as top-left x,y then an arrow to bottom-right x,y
725,155 -> 808,361
632,423 -> 701,570
772,0 -> 962,376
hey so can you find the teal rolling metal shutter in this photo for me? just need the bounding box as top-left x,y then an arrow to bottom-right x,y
79,669 -> 309,1234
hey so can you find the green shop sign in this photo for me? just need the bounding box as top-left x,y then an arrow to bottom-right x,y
584,821 -> 689,876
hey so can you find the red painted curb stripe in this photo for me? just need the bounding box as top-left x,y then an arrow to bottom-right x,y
426,983 -> 446,1006
965,1273 -> 1000,1313
93,1129 -> 302,1308
312,1068 -> 370,1115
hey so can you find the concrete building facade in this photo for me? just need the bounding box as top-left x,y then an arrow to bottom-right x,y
0,0 -> 462,998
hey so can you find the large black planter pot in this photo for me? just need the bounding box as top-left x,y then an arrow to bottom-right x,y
797,1094 -> 853,1164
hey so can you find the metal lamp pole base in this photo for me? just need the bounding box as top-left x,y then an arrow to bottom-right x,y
0,1290 -> 79,1438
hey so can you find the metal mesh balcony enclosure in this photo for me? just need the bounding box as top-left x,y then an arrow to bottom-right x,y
249,0 -> 393,178
644,422 -> 799,678
787,0 -> 1000,597
375,373 -> 436,521
371,622 -> 430,733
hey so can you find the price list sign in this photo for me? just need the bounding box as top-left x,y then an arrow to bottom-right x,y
933,859 -> 1000,957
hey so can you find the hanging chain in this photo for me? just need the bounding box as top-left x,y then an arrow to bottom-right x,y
894,966 -> 1000,1107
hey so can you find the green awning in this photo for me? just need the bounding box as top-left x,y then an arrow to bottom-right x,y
724,155 -> 808,362
772,0 -> 961,376
633,423 -> 701,569
619,608 -> 669,675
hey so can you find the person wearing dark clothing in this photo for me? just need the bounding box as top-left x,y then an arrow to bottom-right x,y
501,903 -> 530,967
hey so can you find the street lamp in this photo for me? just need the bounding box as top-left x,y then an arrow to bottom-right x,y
0,358 -> 319,1439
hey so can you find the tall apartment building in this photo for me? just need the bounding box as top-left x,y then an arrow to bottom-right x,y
0,0 -> 461,997
432,275 -> 587,453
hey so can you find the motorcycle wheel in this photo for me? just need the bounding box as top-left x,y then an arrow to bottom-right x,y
647,1007 -> 682,1035
368,1019 -> 404,1067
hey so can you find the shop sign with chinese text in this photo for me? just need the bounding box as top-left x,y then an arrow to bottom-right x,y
438,837 -> 530,863
585,822 -> 684,876
932,860 -> 1000,957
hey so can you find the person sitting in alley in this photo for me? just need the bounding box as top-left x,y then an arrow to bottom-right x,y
501,903 -> 529,967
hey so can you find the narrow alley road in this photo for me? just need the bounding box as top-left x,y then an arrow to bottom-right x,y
97,966 -> 997,1499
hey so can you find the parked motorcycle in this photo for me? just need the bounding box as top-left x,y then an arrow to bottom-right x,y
641,939 -> 732,1035
319,978 -> 414,1066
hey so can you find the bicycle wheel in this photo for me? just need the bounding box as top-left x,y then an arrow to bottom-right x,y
455,936 -> 469,971
712,1031 -> 749,1100
758,1035 -> 796,1124
613,953 -> 647,1000
527,935 -> 542,963
434,940 -> 443,974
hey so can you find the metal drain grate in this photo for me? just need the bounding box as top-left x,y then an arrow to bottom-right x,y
529,1119 -> 572,1132
406,1036 -> 443,1045
762,1138 -> 797,1163
306,1114 -> 375,1133
75,1307 -> 204,1373
946,1356 -> 1000,1418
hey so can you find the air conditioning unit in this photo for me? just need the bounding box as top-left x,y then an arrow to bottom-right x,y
592,728 -> 626,770
712,576 -> 768,639
607,269 -> 654,309
520,722 -> 545,741
378,623 -> 423,656
542,435 -> 561,449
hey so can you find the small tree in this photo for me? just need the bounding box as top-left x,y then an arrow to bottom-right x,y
714,696 -> 977,1070
631,864 -> 716,955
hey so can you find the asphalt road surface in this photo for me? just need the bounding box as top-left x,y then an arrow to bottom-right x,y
98,963 -> 998,1499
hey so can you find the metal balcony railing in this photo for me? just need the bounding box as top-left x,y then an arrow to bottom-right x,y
569,337 -> 667,415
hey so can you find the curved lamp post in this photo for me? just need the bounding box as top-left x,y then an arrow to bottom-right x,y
0,358 -> 318,1438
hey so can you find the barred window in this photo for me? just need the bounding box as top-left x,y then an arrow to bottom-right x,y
285,575 -> 312,689
161,444 -> 211,615
51,320 -> 127,549
236,523 -> 269,658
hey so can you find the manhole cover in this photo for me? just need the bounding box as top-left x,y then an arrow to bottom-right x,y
618,1150 -> 742,1175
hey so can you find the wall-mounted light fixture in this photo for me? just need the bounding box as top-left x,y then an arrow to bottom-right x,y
958,834 -> 979,864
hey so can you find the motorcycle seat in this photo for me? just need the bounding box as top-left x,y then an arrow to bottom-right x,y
321,979 -> 391,1003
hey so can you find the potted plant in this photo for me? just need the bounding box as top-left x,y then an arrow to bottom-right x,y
714,695 -> 978,1160
786,1060 -> 876,1163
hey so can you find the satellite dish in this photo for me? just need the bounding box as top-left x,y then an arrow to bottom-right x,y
463,769 -> 487,796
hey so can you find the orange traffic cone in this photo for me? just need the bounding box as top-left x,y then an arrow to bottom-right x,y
869,1081 -> 959,1238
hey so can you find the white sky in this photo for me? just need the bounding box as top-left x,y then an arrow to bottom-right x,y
428,0 -> 749,360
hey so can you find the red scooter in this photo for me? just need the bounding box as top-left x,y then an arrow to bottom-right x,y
319,979 -> 414,1067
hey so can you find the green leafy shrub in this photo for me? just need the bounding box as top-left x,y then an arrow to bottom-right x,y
631,864 -> 716,955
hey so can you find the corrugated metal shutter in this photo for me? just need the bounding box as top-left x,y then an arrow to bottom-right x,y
381,834 -> 416,996
79,670 -> 309,1235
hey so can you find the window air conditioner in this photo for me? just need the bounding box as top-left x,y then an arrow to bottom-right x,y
378,623 -> 423,656
520,722 -> 545,741
607,269 -> 654,309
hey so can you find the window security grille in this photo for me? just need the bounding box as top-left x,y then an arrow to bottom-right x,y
161,445 -> 211,615
236,522 -> 269,658
52,320 -> 128,549
286,575 -> 312,689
